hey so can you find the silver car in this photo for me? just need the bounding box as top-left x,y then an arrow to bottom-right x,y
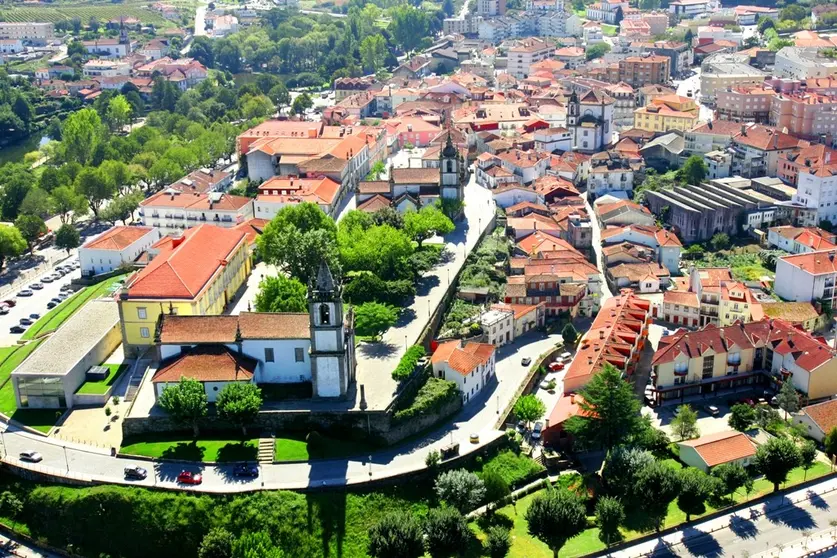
19,451 -> 42,463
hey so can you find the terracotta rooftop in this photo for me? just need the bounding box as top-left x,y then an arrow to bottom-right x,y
679,431 -> 756,468
83,226 -> 154,251
152,345 -> 256,383
431,340 -> 495,376
159,312 -> 311,343
801,399 -> 837,435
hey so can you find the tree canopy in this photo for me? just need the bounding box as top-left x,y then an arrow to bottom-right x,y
254,275 -> 308,313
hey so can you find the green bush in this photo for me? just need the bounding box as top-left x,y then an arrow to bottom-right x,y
394,377 -> 459,422
392,345 -> 426,382
477,450 -> 545,486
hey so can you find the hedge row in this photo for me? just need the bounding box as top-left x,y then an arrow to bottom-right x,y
394,377 -> 459,422
392,345 -> 426,382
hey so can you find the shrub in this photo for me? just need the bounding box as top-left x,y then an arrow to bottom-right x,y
394,377 -> 459,422
392,345 -> 426,382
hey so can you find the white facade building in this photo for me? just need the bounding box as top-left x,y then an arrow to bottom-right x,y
774,250 -> 837,310
79,226 -> 160,277
431,340 -> 496,404
775,47 -> 837,81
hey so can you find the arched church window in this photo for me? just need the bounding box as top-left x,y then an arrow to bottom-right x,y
320,303 -> 331,325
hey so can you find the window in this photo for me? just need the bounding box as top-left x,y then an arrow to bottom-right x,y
140,327 -> 150,338
319,303 -> 331,325
137,307 -> 147,319
295,348 -> 304,362
264,348 -> 275,362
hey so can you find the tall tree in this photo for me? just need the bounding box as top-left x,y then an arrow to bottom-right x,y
216,383 -> 263,436
671,405 -> 700,440
825,427 -> 837,463
677,468 -> 716,521
728,403 -> 757,432
755,437 -> 802,492
50,186 -> 89,224
231,531 -> 283,558
423,507 -> 472,558
564,363 -> 643,449
800,440 -> 817,480
595,496 -> 625,546
776,381 -> 800,419
0,225 -> 26,270
62,108 -> 105,165
107,94 -> 133,132
389,5 -> 430,51
254,275 -> 307,313
55,224 -> 80,255
434,469 -> 486,513
75,167 -> 116,217
635,460 -> 681,531
19,187 -> 53,218
199,528 -> 234,558
354,302 -> 398,339
291,93 -> 313,116
14,215 -> 46,253
601,446 -> 655,502
158,376 -> 208,437
525,489 -> 587,558
561,322 -> 578,346
367,511 -> 425,558
403,205 -> 455,247
485,526 -> 511,558
678,155 -> 708,185
360,35 -> 387,73
711,462 -> 750,500
513,394 -> 546,429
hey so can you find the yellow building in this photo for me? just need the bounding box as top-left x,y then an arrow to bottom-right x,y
717,281 -> 763,327
118,224 -> 251,355
651,318 -> 837,404
633,94 -> 699,133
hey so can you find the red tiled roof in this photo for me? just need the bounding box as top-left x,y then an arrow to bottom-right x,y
679,431 -> 756,468
158,312 -> 311,343
780,250 -> 837,275
152,345 -> 256,383
802,399 -> 837,435
126,225 -> 246,299
83,226 -> 154,251
431,340 -> 495,376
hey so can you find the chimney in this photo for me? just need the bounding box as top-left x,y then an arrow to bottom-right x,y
740,124 -> 746,136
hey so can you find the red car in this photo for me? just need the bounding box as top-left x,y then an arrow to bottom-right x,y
549,362 -> 565,371
177,471 -> 203,485
3,300 -> 16,307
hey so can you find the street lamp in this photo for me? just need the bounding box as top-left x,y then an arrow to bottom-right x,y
368,455 -> 372,478
404,334 -> 408,348
62,445 -> 69,472
447,268 -> 450,286
428,299 -> 431,318
496,395 -> 500,415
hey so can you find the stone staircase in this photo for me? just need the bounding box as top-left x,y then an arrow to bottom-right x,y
258,438 -> 274,463
124,362 -> 147,402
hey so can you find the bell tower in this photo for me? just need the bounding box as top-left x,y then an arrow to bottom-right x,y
439,133 -> 463,201
308,261 -> 355,399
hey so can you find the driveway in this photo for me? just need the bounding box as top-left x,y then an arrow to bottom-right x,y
581,192 -> 613,305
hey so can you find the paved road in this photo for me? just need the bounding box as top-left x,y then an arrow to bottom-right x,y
674,68 -> 713,122
582,192 -> 614,305
611,476 -> 837,558
0,531 -> 58,558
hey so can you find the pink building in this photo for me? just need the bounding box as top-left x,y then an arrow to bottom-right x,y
715,86 -> 776,124
385,116 -> 443,148
770,91 -> 837,142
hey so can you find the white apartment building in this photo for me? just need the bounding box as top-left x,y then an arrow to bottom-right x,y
431,340 -> 497,404
0,22 -> 54,45
533,127 -> 573,153
792,166 -> 837,227
669,0 -> 713,19
587,164 -> 634,197
138,191 -> 255,235
79,226 -> 160,277
480,308 -> 514,346
697,25 -> 743,46
82,59 -> 131,78
775,47 -> 837,81
507,38 -> 552,79
774,250 -> 837,310
0,39 -> 23,54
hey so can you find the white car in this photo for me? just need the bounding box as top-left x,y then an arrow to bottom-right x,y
19,451 -> 42,463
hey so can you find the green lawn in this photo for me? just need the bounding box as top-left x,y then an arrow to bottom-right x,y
0,340 -> 43,388
472,461 -> 834,558
273,433 -> 377,462
602,23 -> 618,36
121,436 -> 259,462
75,363 -> 130,395
470,449 -> 545,486
22,274 -> 128,341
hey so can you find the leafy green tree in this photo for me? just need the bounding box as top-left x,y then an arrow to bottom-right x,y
561,322 -> 578,346
712,462 -> 750,500
0,491 -> 23,531
800,440 -> 817,480
99,160 -> 132,192
513,394 -> 546,429
825,427 -> 837,462
602,446 -> 655,502
354,302 -> 398,339
258,202 -> 338,284
635,460 -> 681,531
434,469 -> 486,513
678,155 -> 708,185
107,94 -> 133,132
39,166 -> 68,193
776,381 -> 800,419
19,187 -> 53,218
482,469 -> 511,509
367,511 -> 425,558
819,220 -> 834,233
148,158 -> 184,189
199,527 -> 234,558
389,5 -> 430,51
75,166 -> 116,217
339,223 -> 414,280
485,526 -> 511,558
710,232 -> 730,251
232,531 -> 283,558
565,363 -> 643,449
62,108 -> 105,165
586,43 -> 611,60
14,215 -> 46,253
671,405 -> 699,440
366,160 -> 386,180
404,206 -> 454,247
677,468 -> 716,521
0,163 -> 35,220
780,5 -> 808,21
99,192 -> 143,225
360,35 -> 387,73
55,224 -> 80,255
254,275 -> 307,313
158,376 -> 209,438
423,507 -> 471,558
595,496 -> 625,546
268,83 -> 290,110
190,36 -> 215,67
291,93 -> 313,116
755,437 -> 802,492
728,403 -> 757,431
216,383 -> 263,436
525,489 -> 587,558
50,186 -> 89,224
758,16 -> 775,34
0,225 -> 26,270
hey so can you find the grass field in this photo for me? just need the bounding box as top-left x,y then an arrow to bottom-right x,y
22,274 -> 127,341
0,340 -> 43,390
0,5 -> 172,26
121,436 -> 259,462
273,433 -> 376,462
471,461 -> 834,558
602,23 -> 618,36
75,363 -> 129,395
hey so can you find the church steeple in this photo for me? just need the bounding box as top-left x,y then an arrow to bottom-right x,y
308,260 -> 354,399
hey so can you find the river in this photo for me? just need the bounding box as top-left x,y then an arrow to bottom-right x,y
0,135 -> 50,167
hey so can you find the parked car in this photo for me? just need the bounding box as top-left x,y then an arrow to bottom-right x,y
548,361 -> 565,372
521,357 -> 532,366
19,451 -> 42,463
704,405 -> 720,417
233,464 -> 259,478
9,326 -> 25,334
19,318 -> 33,326
41,276 -> 54,283
124,466 -> 148,480
29,283 -> 43,290
3,300 -> 16,307
16,290 -> 33,297
531,421 -> 543,440
46,301 -> 58,309
177,471 -> 202,485
60,284 -> 72,292
29,313 -> 40,320
57,292 -> 69,300
0,306 -> 8,315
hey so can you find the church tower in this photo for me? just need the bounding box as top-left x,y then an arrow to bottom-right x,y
439,133 -> 464,201
308,262 -> 355,399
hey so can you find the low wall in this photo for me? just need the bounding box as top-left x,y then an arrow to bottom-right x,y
495,341 -> 563,429
72,389 -> 113,407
